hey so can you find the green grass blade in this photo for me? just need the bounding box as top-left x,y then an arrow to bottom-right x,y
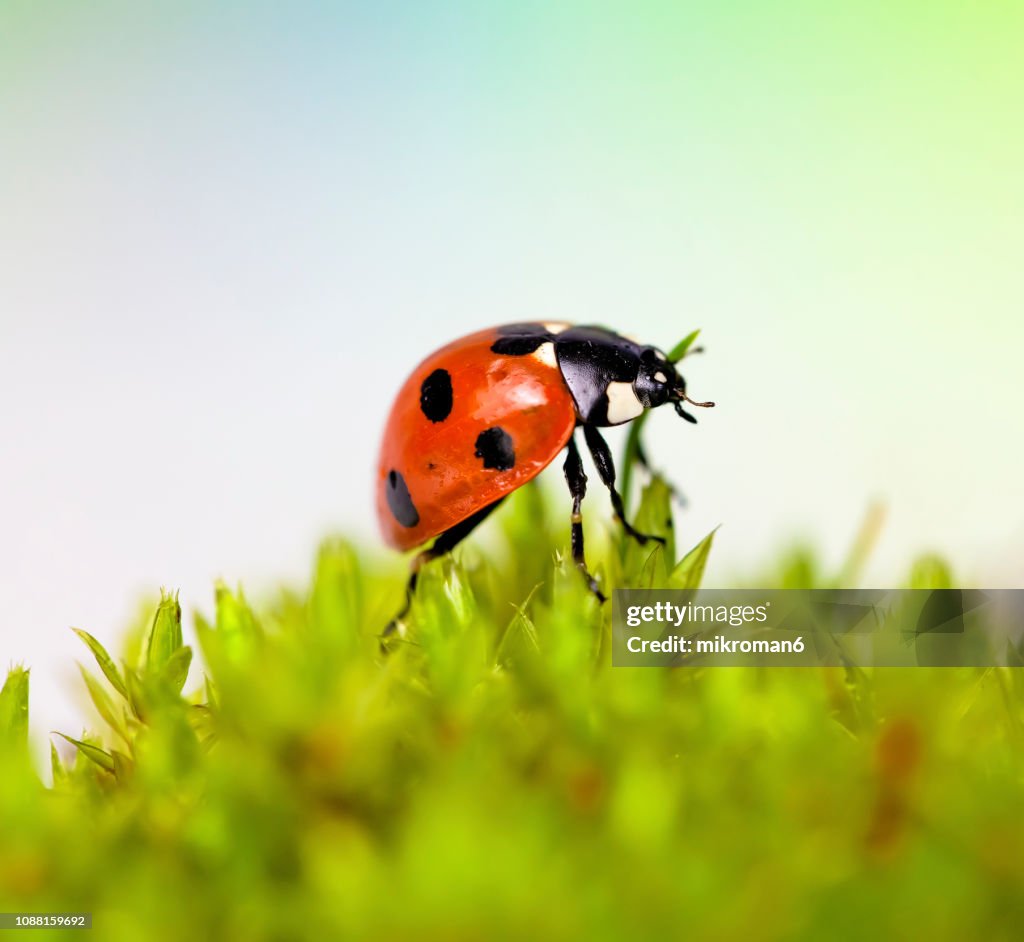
666,329 -> 703,364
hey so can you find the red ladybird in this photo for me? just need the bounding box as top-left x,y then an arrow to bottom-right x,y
377,321 -> 713,633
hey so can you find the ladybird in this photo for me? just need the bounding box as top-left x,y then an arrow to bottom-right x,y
377,321 -> 713,635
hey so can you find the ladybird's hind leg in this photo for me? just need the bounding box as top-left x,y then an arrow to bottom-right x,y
380,498 -> 504,649
564,435 -> 607,603
582,424 -> 666,546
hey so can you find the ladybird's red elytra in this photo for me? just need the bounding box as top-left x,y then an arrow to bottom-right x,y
376,324 -> 577,551
376,321 -> 714,638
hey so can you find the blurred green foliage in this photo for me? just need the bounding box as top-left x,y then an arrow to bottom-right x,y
2,479 -> 1023,941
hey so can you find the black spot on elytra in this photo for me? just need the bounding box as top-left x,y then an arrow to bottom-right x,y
491,335 -> 550,356
474,427 -> 515,471
491,323 -> 554,356
420,368 -> 453,423
385,469 -> 419,528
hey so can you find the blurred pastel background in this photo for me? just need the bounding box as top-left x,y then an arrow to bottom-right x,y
2,2 -> 1022,748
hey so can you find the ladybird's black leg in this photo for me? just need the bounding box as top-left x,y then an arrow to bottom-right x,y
381,498 -> 505,649
582,424 -> 666,546
564,434 -> 606,603
380,562 -> 424,647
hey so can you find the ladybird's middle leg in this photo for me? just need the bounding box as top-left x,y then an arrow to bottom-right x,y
563,435 -> 606,603
582,424 -> 666,546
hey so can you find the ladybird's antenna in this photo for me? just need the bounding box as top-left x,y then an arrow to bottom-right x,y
673,394 -> 714,424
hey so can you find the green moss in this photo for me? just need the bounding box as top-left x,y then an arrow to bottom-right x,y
2,477 -> 1022,941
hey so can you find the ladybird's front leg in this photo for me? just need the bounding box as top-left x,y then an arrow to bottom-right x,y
582,424 -> 667,546
563,436 -> 606,603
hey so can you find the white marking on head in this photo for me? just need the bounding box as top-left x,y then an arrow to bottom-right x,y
654,371 -> 667,383
543,321 -> 570,334
530,341 -> 558,369
654,349 -> 667,361
605,381 -> 645,425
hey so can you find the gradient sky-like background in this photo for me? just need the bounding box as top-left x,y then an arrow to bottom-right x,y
3,1 -> 1023,748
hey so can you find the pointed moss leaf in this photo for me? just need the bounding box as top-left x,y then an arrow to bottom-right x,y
779,547 -> 820,589
145,589 -> 183,673
204,674 -> 219,711
160,646 -> 193,695
669,529 -> 716,591
72,628 -> 128,700
111,749 -> 133,781
194,614 -> 220,671
208,581 -> 262,663
496,606 -> 541,667
0,667 -> 29,750
638,543 -> 669,589
414,557 -> 477,648
908,554 -> 954,590
190,704 -> 216,744
50,742 -> 68,785
124,668 -> 149,721
77,665 -> 128,741
635,476 -> 675,553
309,540 -> 362,651
622,477 -> 675,580
55,733 -> 116,773
216,581 -> 259,637
444,563 -> 475,629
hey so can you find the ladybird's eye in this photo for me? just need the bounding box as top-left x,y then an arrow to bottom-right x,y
642,351 -> 671,387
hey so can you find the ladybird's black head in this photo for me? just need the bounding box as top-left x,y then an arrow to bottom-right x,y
633,347 -> 677,409
634,346 -> 715,424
